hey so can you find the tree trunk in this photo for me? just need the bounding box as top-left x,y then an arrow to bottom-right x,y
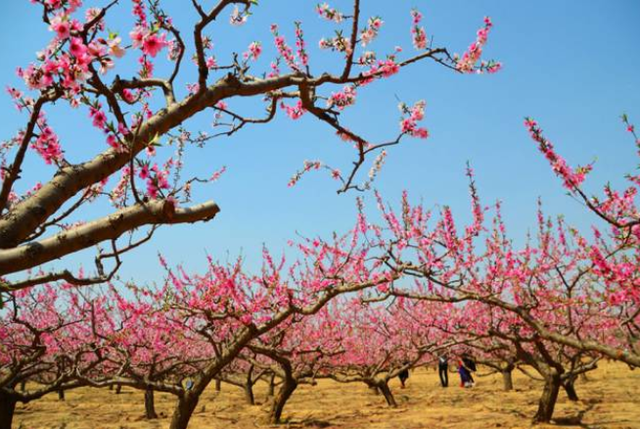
269,376 -> 298,424
145,387 -> 158,419
562,378 -> 579,401
58,389 -> 65,401
502,369 -> 514,391
215,378 -> 221,392
533,374 -> 561,424
243,382 -> 255,405
20,381 -> 26,392
377,381 -> 397,408
168,395 -> 200,429
115,384 -> 122,394
0,395 -> 16,429
266,373 -> 275,398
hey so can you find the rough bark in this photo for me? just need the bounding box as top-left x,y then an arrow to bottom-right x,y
377,380 -> 397,408
0,395 -> 16,429
145,387 -> 158,419
269,375 -> 298,424
533,374 -> 561,424
0,200 -> 219,277
562,378 -> 579,401
168,395 -> 200,429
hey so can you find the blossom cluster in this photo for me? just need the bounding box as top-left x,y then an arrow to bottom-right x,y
243,41 -> 263,61
525,118 -> 591,189
130,26 -> 169,58
360,16 -> 383,47
288,160 -> 322,187
455,17 -> 501,74
316,3 -> 345,23
271,24 -> 301,72
327,85 -> 357,110
281,100 -> 306,120
398,100 -> 428,139
410,9 -> 427,50
318,33 -> 352,55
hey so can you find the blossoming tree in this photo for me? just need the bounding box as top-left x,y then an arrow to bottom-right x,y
0,0 -> 499,295
0,286 -> 100,427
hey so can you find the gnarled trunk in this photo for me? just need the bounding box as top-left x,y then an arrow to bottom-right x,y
376,380 -> 397,407
502,368 -> 514,391
562,378 -> 579,401
168,394 -> 200,429
0,394 -> 16,429
533,373 -> 561,424
145,387 -> 158,419
269,375 -> 298,424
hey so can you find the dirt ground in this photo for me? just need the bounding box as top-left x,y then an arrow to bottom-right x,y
13,362 -> 640,429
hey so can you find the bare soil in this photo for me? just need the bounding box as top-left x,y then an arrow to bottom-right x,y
14,362 -> 640,428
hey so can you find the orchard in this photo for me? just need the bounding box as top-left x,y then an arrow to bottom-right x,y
1,0 -> 638,428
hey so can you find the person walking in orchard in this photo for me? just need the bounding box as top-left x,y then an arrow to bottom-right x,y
438,355 -> 449,387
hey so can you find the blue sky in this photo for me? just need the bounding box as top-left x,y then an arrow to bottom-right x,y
1,1 -> 639,284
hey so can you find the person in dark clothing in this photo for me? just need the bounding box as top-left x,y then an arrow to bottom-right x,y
398,363 -> 410,388
460,354 -> 476,387
438,355 -> 449,387
462,355 -> 476,382
458,361 -> 473,387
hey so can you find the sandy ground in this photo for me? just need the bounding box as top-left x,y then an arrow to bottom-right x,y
13,362 -> 640,429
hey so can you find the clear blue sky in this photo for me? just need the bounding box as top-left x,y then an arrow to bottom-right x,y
1,1 -> 639,284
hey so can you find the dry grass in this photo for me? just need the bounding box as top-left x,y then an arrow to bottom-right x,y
14,362 -> 640,428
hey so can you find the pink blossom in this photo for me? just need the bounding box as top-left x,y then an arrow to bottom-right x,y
107,36 -> 126,58
204,56 -> 217,69
398,100 -> 428,139
89,107 -> 107,130
106,134 -> 119,149
360,17 -> 383,47
456,17 -> 501,74
32,125 -> 63,165
525,118 -> 590,189
316,3 -> 344,23
410,9 -> 427,50
50,14 -> 71,40
281,100 -> 306,120
129,26 -> 148,48
327,85 -> 357,110
243,42 -> 262,61
69,37 -> 88,58
142,33 -> 168,58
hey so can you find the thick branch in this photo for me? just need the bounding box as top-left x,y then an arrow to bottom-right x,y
0,200 -> 219,280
